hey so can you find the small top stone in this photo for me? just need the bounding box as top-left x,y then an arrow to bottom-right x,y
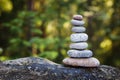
73,15 -> 83,20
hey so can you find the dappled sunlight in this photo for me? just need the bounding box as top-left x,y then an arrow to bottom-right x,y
0,0 -> 13,12
0,56 -> 9,61
46,21 -> 58,37
70,4 -> 78,14
33,1 -> 41,10
35,19 -> 42,27
84,11 -> 94,17
89,6 -> 100,12
61,49 -> 67,57
106,0 -> 113,7
60,13 -> 70,20
100,39 -> 112,51
63,21 -> 70,29
46,22 -> 54,33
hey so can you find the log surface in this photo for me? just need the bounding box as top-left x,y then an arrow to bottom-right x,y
0,57 -> 120,80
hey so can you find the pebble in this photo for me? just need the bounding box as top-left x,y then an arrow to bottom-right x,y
69,42 -> 88,49
71,19 -> 85,26
62,14 -> 100,67
72,27 -> 86,33
73,15 -> 83,20
63,57 -> 100,67
67,50 -> 93,58
70,33 -> 88,42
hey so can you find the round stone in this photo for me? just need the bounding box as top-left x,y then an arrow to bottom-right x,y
71,19 -> 85,26
70,33 -> 88,42
63,57 -> 100,67
69,42 -> 88,49
73,15 -> 83,20
72,27 -> 86,33
67,50 -> 93,58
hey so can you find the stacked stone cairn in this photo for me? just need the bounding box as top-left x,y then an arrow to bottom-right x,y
63,15 -> 100,67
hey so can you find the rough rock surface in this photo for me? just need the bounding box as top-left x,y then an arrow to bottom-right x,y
0,57 -> 120,80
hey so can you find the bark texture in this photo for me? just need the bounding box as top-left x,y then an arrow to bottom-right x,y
0,57 -> 120,80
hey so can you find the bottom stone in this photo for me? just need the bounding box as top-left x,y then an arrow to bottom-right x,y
63,57 -> 100,67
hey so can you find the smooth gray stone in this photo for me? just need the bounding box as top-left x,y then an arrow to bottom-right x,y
71,19 -> 85,25
67,50 -> 93,58
70,33 -> 88,42
70,42 -> 88,49
72,27 -> 86,32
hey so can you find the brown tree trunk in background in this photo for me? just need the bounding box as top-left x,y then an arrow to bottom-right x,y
54,0 -> 64,63
40,21 -> 46,38
26,0 -> 36,55
86,0 -> 94,41
87,16 -> 94,42
86,0 -> 96,51
26,0 -> 34,40
38,0 -> 46,38
27,0 -> 34,11
26,0 -> 47,55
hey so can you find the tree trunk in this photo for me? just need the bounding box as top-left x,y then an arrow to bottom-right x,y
0,57 -> 120,80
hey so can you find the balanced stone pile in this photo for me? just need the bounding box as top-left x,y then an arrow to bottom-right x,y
63,15 -> 100,67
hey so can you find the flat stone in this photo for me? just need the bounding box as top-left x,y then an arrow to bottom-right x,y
63,57 -> 100,67
73,15 -> 83,20
70,33 -> 88,42
69,42 -> 88,49
67,50 -> 93,58
71,19 -> 85,26
72,27 -> 86,33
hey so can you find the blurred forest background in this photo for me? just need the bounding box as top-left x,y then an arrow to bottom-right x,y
0,0 -> 120,68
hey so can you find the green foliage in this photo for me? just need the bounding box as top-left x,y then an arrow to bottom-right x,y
0,48 -> 3,55
39,51 -> 58,60
0,0 -> 120,67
